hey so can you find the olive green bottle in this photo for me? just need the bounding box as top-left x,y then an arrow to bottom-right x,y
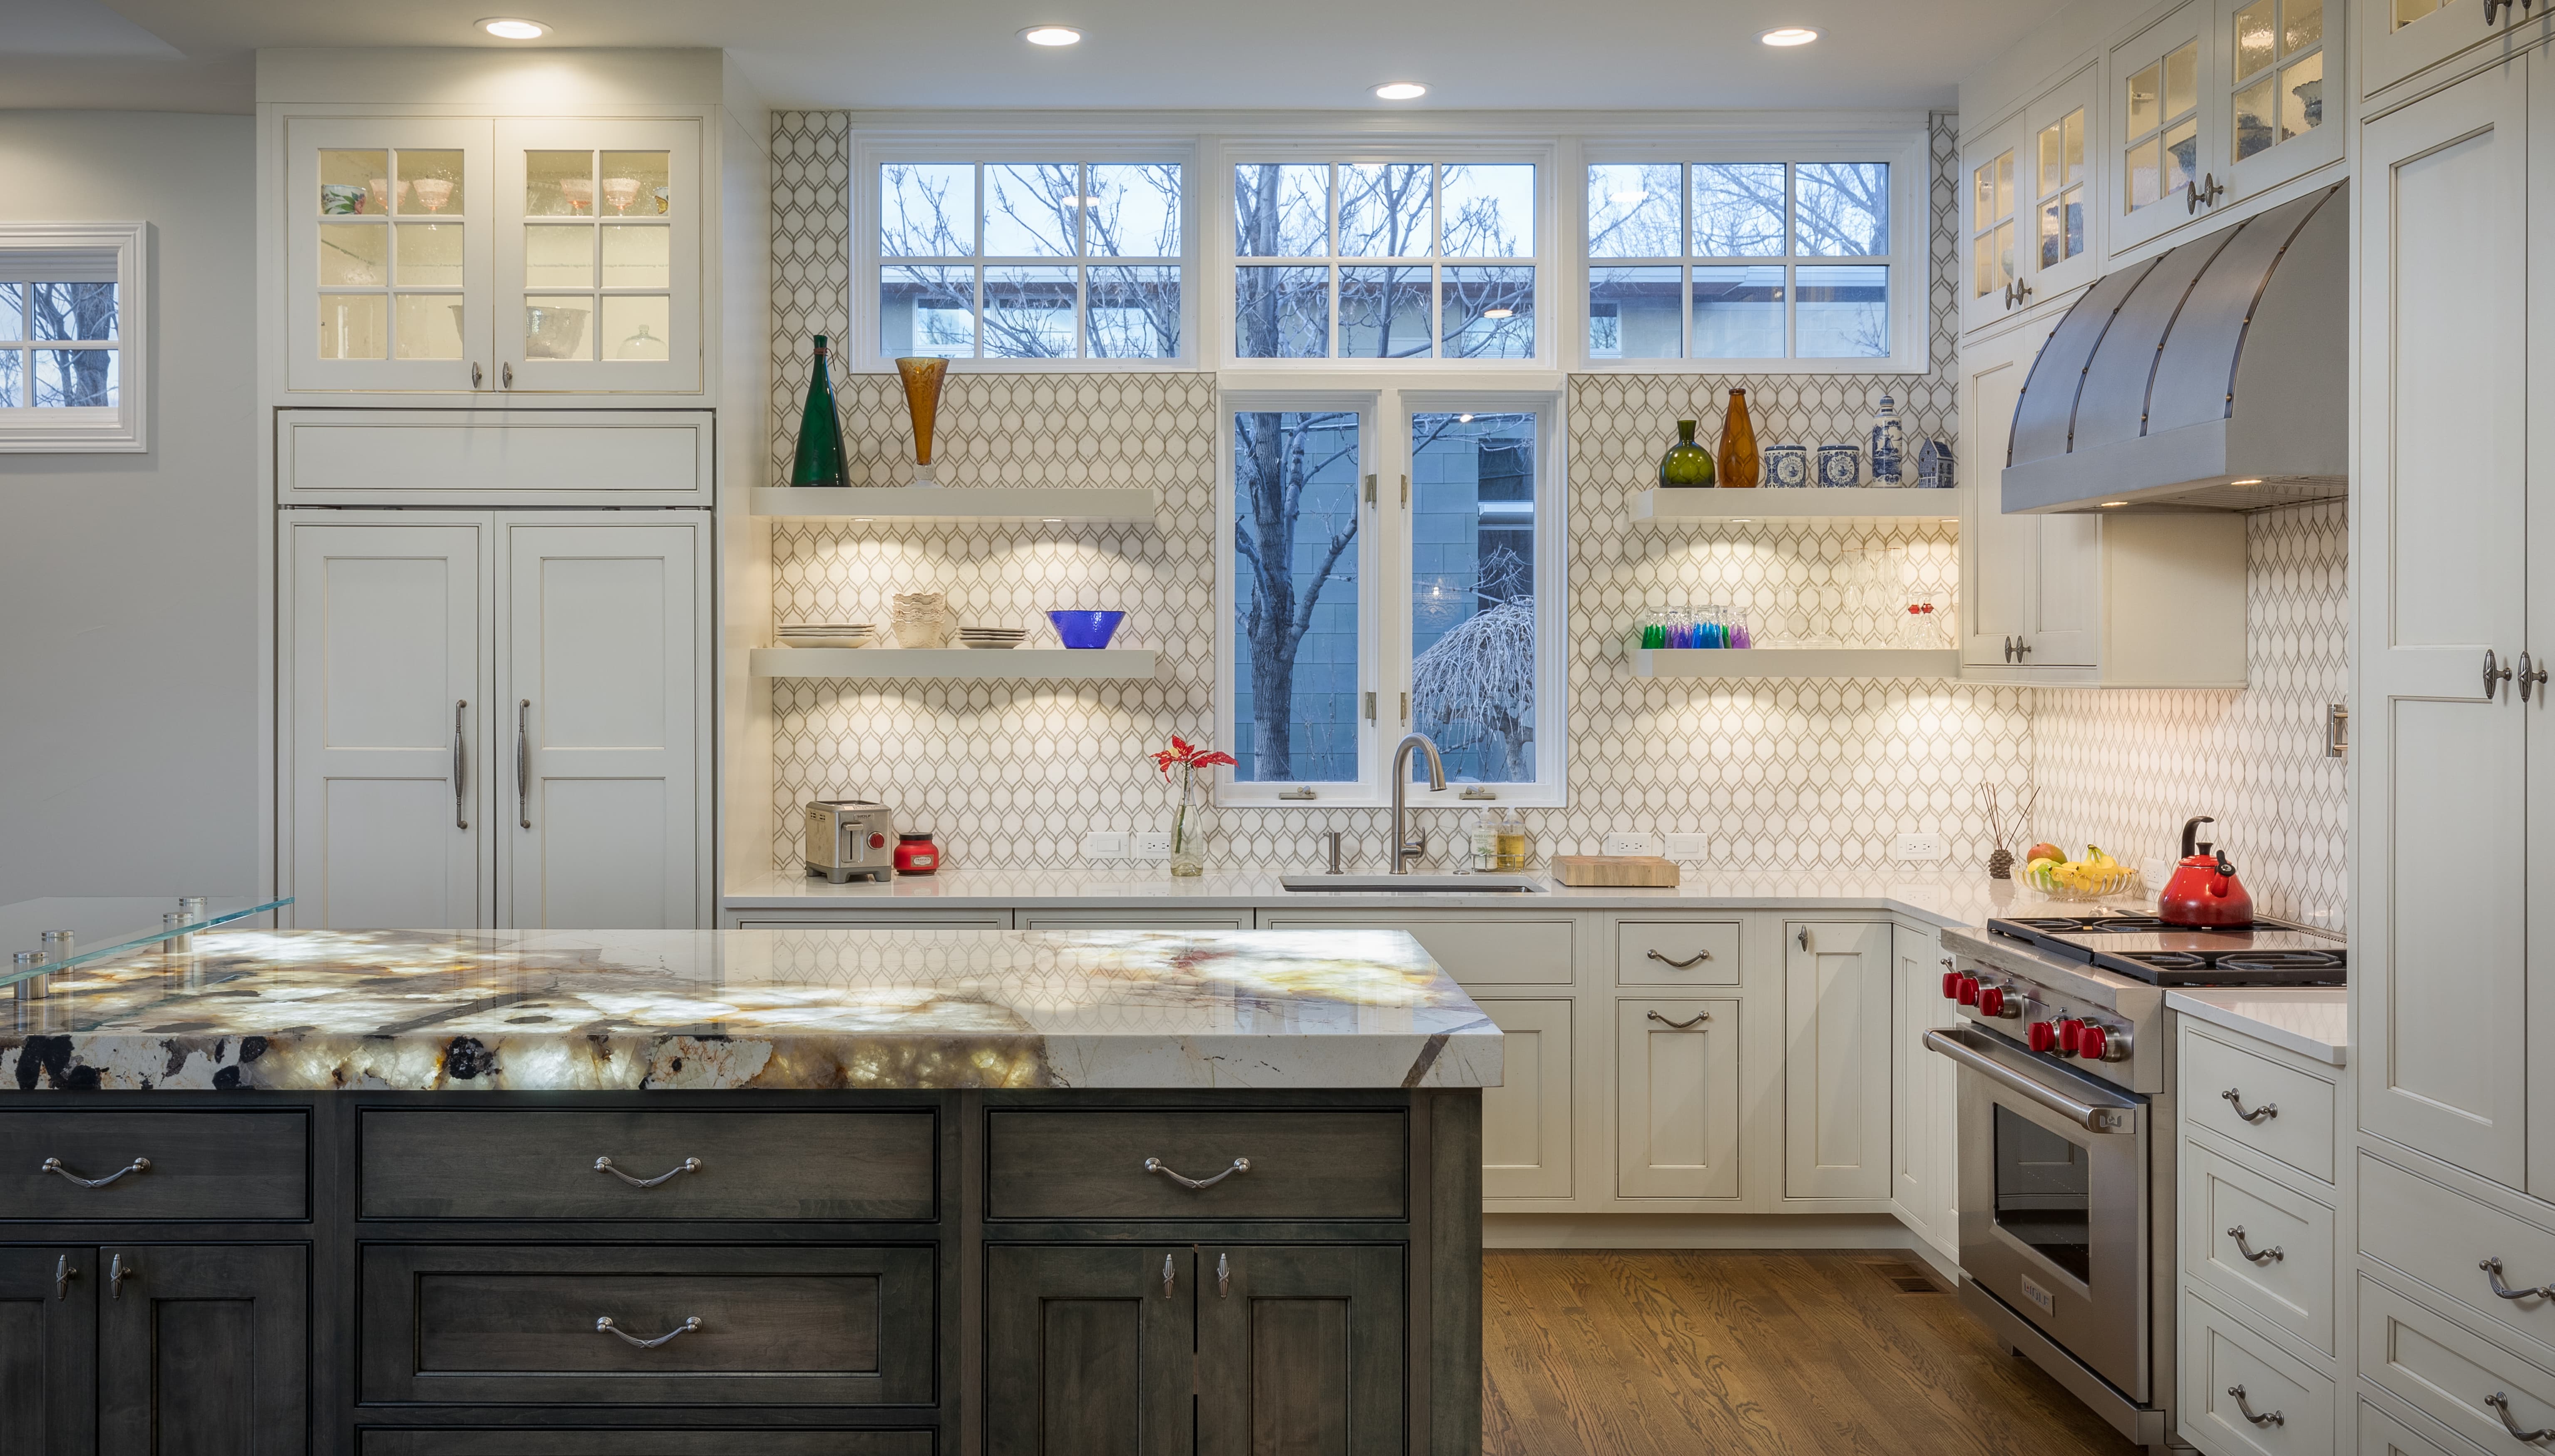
1659,419 -> 1717,488
789,334 -> 849,489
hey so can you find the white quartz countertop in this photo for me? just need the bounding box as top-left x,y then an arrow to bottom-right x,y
2166,988 -> 2348,1066
0,927 -> 1500,1093
726,866 -> 2058,932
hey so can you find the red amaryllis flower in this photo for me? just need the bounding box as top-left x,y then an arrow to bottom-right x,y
1152,735 -> 1238,776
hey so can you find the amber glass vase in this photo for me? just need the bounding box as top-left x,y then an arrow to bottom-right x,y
894,356 -> 949,486
1716,388 -> 1759,488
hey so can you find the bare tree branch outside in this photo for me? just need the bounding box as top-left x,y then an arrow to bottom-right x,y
5,282 -> 118,407
879,162 -> 1182,360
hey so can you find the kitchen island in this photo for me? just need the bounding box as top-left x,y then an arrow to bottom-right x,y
0,926 -> 1495,1456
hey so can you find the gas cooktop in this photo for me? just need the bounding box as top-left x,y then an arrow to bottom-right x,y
1989,912 -> 2346,987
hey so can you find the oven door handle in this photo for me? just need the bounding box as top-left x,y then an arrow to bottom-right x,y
1924,1028 -> 2136,1133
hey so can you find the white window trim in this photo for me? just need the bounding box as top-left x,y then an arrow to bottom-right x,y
1214,138 -> 1560,372
849,131 -> 1201,373
1217,384 -> 1567,810
0,222 -> 149,453
1577,130 -> 1931,374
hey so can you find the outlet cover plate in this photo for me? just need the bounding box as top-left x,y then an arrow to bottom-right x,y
1081,831 -> 1129,858
1892,832 -> 1946,862
1603,830 -> 1661,857
1132,830 -> 1174,857
1664,833 -> 1710,860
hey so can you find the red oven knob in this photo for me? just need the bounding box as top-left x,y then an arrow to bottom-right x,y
868,832 -> 888,849
2027,1021 -> 2056,1053
2057,1019 -> 2085,1056
1942,971 -> 1962,1000
1957,975 -> 1980,1006
1977,985 -> 2005,1018
2078,1025 -> 2110,1062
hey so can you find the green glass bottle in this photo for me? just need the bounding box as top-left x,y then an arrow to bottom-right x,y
1659,419 -> 1716,488
789,334 -> 849,489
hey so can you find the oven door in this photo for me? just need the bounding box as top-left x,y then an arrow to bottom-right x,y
1926,1025 -> 2151,1401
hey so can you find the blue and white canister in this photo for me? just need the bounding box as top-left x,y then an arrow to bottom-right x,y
1917,439 -> 1955,489
1816,443 -> 1862,489
1867,392 -> 1905,486
1763,444 -> 1810,488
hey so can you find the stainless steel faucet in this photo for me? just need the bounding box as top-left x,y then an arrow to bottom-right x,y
1388,732 -> 1446,874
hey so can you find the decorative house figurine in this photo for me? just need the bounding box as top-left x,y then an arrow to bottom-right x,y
1867,392 -> 1905,486
1918,438 -> 1955,489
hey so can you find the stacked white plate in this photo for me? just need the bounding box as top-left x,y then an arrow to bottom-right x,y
958,626 -> 1028,650
777,623 -> 874,649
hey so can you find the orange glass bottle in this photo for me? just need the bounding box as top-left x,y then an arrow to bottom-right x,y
1716,387 -> 1759,488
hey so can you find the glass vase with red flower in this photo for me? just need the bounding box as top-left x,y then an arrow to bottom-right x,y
1153,737 -> 1237,878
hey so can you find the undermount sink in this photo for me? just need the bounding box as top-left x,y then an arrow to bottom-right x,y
1276,873 -> 1544,893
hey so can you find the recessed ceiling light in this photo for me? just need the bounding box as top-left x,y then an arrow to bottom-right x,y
1759,26 -> 1820,46
1021,25 -> 1082,46
1458,413 -> 1475,422
479,17 -> 548,38
1373,81 -> 1428,100
1607,189 -> 1650,205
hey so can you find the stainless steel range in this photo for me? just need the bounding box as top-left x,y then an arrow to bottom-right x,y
1929,913 -> 2345,1453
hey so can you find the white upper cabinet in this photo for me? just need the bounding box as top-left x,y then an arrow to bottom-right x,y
2111,2 -> 2222,253
2362,0 -> 2548,102
281,114 -> 703,399
1962,62 -> 2105,334
2220,0 -> 2345,201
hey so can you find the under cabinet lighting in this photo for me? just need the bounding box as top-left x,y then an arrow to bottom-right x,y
1373,82 -> 1428,100
1041,517 -> 1063,523
1021,25 -> 1083,45
1759,26 -> 1820,46
2229,477 -> 2264,486
2100,500 -> 2128,508
479,17 -> 548,38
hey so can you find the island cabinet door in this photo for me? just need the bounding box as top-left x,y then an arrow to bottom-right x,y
496,517 -> 708,930
97,1245 -> 308,1456
284,517 -> 493,930
1195,1245 -> 1404,1456
986,1245 -> 1197,1456
0,1245 -> 97,1456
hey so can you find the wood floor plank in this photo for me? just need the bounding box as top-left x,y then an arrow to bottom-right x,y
1482,1252 -> 2140,1456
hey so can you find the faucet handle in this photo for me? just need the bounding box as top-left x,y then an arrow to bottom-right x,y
1324,831 -> 1343,874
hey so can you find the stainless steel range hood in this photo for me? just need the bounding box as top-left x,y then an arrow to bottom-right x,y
2002,181 -> 2346,514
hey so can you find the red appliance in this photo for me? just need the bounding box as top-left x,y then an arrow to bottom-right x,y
2158,816 -> 2253,928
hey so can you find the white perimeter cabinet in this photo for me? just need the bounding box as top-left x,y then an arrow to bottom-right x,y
283,512 -> 709,930
1784,920 -> 1896,1199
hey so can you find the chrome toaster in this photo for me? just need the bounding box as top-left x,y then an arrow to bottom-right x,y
804,799 -> 896,883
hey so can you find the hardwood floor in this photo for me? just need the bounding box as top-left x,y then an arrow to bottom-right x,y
1483,1251 -> 2140,1456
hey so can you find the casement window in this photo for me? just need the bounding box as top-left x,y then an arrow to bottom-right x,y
0,223 -> 147,452
862,152 -> 1194,367
1581,134 -> 1928,371
1220,389 -> 1562,807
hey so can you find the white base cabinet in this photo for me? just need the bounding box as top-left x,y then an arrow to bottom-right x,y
1615,997 -> 1741,1200
1891,925 -> 1960,1262
1783,920 -> 1896,1200
284,511 -> 709,930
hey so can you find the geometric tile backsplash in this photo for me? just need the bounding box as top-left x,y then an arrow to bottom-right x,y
767,110 -> 2348,923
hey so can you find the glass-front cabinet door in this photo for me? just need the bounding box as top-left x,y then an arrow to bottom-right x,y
2222,0 -> 2344,200
2024,62 -> 2104,305
1959,113 -> 2026,335
2111,1 -> 2219,254
2362,0 -> 2532,102
285,119 -> 492,393
494,119 -> 701,394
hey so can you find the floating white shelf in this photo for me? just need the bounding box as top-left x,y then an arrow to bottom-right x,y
751,486 -> 1158,523
1631,487 -> 1962,524
751,647 -> 1159,681
1631,648 -> 1962,680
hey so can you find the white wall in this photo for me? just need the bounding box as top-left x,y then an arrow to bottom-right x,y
0,112 -> 259,899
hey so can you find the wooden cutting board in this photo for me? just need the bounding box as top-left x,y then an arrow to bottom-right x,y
1550,854 -> 1680,888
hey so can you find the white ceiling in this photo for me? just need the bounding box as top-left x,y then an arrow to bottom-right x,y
3,0 -> 2066,114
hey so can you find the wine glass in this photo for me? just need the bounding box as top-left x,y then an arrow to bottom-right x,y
602,176 -> 640,215
410,177 -> 454,214
559,177 -> 593,214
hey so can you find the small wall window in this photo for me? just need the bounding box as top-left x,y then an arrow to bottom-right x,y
0,223 -> 147,452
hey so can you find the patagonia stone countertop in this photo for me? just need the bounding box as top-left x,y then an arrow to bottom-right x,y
0,927 -> 1500,1094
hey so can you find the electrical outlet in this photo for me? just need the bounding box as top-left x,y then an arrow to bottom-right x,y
1081,830 -> 1129,858
1133,830 -> 1174,857
1892,832 -> 1947,862
1664,833 -> 1710,860
1603,831 -> 1661,857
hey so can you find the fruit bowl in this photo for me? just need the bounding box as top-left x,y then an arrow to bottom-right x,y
2023,861 -> 2142,901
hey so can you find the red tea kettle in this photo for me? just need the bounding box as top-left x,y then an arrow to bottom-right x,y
2159,816 -> 2255,928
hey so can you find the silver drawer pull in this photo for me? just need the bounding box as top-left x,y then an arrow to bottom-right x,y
1645,948 -> 1713,970
2489,1392 -> 2555,1443
1145,1156 -> 1248,1190
2220,1088 -> 2277,1123
594,1156 -> 701,1188
1646,1009 -> 1711,1030
108,1252 -> 133,1298
53,1254 -> 74,1301
2227,1385 -> 2283,1428
596,1315 -> 701,1349
1217,1252 -> 1230,1299
1162,1253 -> 1176,1299
2483,1257 -> 2555,1301
41,1156 -> 149,1188
2226,1226 -> 2283,1265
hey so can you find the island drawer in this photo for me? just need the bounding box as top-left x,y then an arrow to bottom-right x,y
358,1109 -> 937,1221
986,1109 -> 1407,1221
357,1244 -> 936,1406
361,1434 -> 935,1456
0,1109 -> 308,1221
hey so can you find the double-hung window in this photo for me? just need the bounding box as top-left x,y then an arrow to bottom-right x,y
868,153 -> 1192,366
1582,135 -> 1926,370
0,222 -> 147,452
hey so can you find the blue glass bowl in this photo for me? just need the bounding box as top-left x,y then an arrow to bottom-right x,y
1048,610 -> 1126,649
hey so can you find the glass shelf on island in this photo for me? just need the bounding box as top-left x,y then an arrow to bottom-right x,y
750,647 -> 1159,681
751,486 -> 1159,524
0,894 -> 293,990
1630,647 -> 1961,679
1631,487 -> 1962,524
